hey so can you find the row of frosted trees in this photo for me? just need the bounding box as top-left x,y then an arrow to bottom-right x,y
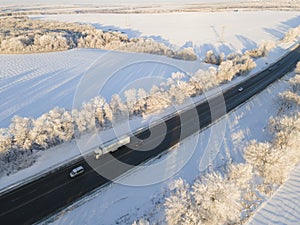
204,24 -> 300,65
0,16 -> 196,60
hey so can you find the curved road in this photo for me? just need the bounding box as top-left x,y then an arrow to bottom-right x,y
1,45 -> 300,225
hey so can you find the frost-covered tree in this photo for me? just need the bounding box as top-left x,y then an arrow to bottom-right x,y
138,88 -> 148,100
269,114 -> 300,148
9,116 -> 33,150
217,60 -> 236,81
91,96 -> 107,128
227,163 -> 263,220
30,114 -> 50,149
244,141 -> 272,176
74,102 -> 96,133
204,50 -> 224,65
244,140 -> 289,187
0,128 -> 12,153
280,91 -> 300,106
228,163 -> 253,190
190,67 -> 218,93
192,172 -> 242,225
48,108 -> 73,141
165,179 -> 194,225
30,108 -> 74,147
124,88 -> 138,116
245,41 -> 275,58
110,94 -> 128,122
103,103 -> 113,124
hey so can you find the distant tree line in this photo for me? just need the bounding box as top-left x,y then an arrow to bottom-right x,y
0,16 -> 197,60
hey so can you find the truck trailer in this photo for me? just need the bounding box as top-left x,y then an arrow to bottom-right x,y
94,136 -> 131,159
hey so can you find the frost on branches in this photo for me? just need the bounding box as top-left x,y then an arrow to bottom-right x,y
0,17 -> 197,61
164,171 -> 244,225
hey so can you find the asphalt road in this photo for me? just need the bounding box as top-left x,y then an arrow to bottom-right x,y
1,45 -> 300,225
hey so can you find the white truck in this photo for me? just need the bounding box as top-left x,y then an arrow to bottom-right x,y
94,136 -> 131,159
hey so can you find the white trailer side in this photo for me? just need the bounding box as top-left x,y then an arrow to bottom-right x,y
94,136 -> 130,159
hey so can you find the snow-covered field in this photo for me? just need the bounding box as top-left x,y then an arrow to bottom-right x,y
34,11 -> 300,57
0,49 -> 201,128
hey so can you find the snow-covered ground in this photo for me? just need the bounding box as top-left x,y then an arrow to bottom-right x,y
33,11 -> 300,57
44,60 -> 296,225
248,163 -> 300,225
0,49 -> 201,128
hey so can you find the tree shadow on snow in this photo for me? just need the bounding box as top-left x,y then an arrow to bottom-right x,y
264,15 -> 300,40
195,42 -> 236,60
91,23 -> 142,39
92,23 -> 176,50
236,35 -> 258,53
263,27 -> 285,39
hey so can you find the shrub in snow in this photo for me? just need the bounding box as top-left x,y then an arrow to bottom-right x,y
282,25 -> 300,42
173,47 -> 197,61
204,50 -> 225,65
280,91 -> 300,106
132,219 -> 150,225
245,41 -> 275,58
269,113 -> 300,148
289,74 -> 300,92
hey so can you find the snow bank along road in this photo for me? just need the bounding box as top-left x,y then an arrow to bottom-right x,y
1,45 -> 300,225
248,164 -> 300,224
